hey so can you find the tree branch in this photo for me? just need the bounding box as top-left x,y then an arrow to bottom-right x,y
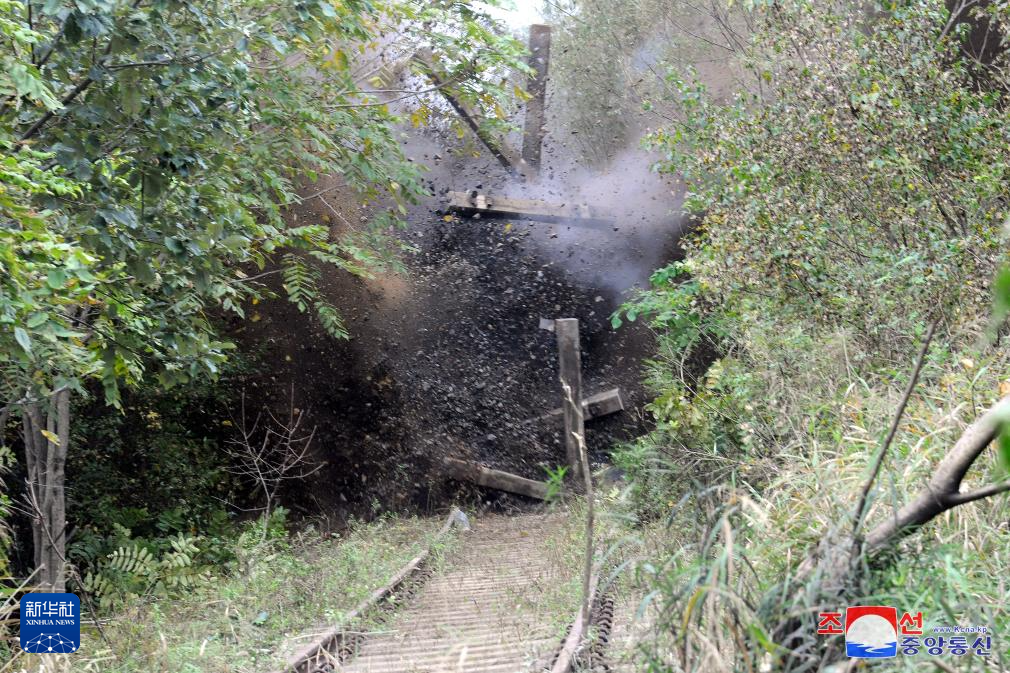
852,318 -> 938,539
865,394 -> 1010,552
943,480 -> 1010,506
19,75 -> 93,141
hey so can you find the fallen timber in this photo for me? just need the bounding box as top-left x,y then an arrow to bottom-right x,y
447,190 -> 616,225
524,387 -> 625,426
443,457 -> 550,500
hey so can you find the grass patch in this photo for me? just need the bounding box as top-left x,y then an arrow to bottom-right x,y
534,503 -> 591,640
29,514 -> 450,673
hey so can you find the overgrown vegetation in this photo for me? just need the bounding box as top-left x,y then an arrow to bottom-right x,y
6,0 -> 1010,669
602,0 -> 1010,669
1,0 -> 528,662
21,514 -> 446,672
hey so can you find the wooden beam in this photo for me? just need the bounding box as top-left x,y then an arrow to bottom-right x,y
521,24 -> 551,173
412,52 -> 525,175
555,318 -> 585,485
443,458 -> 550,500
528,387 -> 625,425
447,190 -> 615,225
585,387 -> 625,419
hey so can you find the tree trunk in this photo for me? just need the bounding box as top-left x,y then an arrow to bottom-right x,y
21,388 -> 70,592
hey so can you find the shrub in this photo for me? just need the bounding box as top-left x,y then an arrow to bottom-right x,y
67,357 -> 248,545
616,0 -> 1010,668
649,0 -> 1009,353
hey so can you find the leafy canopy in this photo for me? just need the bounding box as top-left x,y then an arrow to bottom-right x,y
0,0 -> 526,405
648,0 -> 1010,349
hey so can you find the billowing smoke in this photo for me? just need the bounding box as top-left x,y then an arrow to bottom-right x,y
500,144 -> 685,298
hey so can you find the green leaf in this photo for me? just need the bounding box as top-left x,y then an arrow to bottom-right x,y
998,423 -> 1010,478
47,268 -> 68,289
7,63 -> 62,110
994,266 -> 1010,322
26,313 -> 49,328
143,172 -> 167,199
265,34 -> 287,54
120,78 -> 143,115
14,327 -> 32,354
97,207 -> 139,230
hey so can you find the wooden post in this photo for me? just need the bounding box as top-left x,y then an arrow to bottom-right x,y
555,318 -> 585,484
522,24 -> 551,173
555,320 -> 595,630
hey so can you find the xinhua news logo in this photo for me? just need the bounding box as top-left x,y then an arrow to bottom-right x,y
818,605 -> 990,659
19,593 -> 81,654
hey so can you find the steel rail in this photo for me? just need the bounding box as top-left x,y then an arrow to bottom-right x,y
271,508 -> 467,673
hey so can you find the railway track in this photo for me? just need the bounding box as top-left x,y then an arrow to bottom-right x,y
340,512 -> 568,673
276,509 -> 637,673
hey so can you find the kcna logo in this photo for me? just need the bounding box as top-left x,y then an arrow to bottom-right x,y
841,606 -> 899,658
19,593 -> 81,654
818,606 -> 991,659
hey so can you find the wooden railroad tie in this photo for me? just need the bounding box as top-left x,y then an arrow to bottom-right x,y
443,457 -> 550,501
447,190 -> 616,225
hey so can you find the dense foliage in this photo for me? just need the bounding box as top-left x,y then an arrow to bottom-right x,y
652,1 -> 1007,348
610,0 -> 1010,669
0,0 -> 527,604
64,357 -> 249,590
1,0 -> 526,405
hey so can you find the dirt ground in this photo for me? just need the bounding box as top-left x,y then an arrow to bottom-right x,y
229,90 -> 686,527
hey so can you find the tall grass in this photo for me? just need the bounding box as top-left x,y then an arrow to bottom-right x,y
614,319 -> 1010,671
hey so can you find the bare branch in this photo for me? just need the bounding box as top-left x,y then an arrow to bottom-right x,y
853,318 -> 938,538
865,395 -> 1010,552
224,386 -> 322,538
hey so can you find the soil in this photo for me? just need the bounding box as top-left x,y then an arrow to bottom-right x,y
228,112 -> 685,527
